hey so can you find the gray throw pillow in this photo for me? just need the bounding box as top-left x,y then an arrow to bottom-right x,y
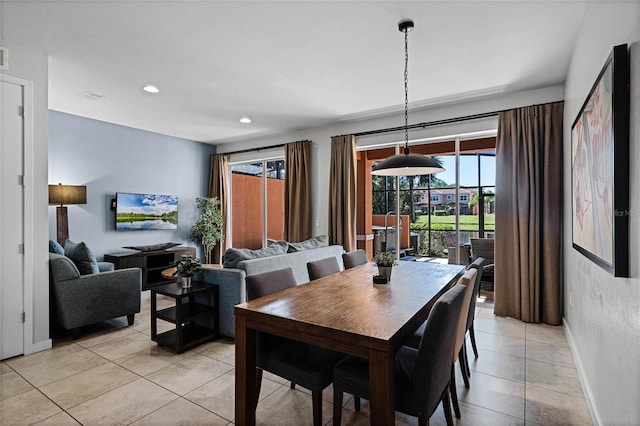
287,235 -> 329,253
49,239 -> 65,255
64,240 -> 100,275
223,241 -> 289,268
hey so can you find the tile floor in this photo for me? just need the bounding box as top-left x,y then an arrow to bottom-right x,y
1,295 -> 593,425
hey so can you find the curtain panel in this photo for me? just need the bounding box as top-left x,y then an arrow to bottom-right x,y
208,154 -> 230,264
329,135 -> 357,252
284,141 -> 312,242
494,101 -> 563,325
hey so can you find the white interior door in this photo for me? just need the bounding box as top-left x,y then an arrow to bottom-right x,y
1,79 -> 25,360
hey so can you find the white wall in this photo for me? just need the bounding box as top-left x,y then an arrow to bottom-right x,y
0,41 -> 50,349
216,85 -> 563,239
563,2 -> 640,424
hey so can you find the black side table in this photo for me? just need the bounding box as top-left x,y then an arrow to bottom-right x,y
150,280 -> 219,353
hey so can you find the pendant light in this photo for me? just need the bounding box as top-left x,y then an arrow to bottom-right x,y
371,19 -> 445,176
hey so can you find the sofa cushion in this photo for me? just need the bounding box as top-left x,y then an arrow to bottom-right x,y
223,241 -> 289,268
49,239 -> 65,255
287,235 -> 329,253
64,240 -> 100,275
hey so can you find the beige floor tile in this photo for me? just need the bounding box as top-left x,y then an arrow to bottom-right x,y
0,388 -> 62,425
1,370 -> 35,401
525,359 -> 585,398
255,385 -> 333,426
455,370 -> 525,420
30,410 -> 81,425
66,378 -> 178,425
114,344 -> 196,376
4,340 -> 83,371
146,353 -> 233,395
130,397 -> 229,425
39,362 -> 139,409
474,330 -> 526,358
474,316 -> 526,339
195,338 -> 236,365
525,384 -> 591,425
185,369 -> 280,422
87,330 -> 156,360
477,307 -> 497,319
73,324 -> 137,348
525,323 -> 569,347
14,349 -> 108,387
1,361 -> 13,374
525,340 -> 575,368
467,348 -> 525,382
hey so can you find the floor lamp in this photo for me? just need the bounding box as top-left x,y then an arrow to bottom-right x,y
48,183 -> 87,246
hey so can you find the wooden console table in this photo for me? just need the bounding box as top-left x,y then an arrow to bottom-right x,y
104,246 -> 196,290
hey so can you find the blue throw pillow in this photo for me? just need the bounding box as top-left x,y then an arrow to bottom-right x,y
49,239 -> 65,255
64,240 -> 100,275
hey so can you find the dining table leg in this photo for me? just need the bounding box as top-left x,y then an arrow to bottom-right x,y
235,315 -> 257,426
368,349 -> 395,425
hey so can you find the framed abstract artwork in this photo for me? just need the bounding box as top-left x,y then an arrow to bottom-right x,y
571,44 -> 629,277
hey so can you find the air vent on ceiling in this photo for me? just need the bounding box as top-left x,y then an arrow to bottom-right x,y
80,91 -> 106,101
0,47 -> 8,71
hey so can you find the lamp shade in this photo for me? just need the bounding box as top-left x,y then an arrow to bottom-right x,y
48,184 -> 87,205
371,149 -> 444,176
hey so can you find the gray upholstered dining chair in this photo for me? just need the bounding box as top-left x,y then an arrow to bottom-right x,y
342,249 -> 368,269
465,257 -> 485,360
246,267 -> 344,426
307,256 -> 340,280
332,284 -> 467,426
409,267 -> 477,419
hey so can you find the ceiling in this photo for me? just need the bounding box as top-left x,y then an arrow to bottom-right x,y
1,1 -> 587,145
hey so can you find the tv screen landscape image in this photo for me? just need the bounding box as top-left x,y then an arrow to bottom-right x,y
116,193 -> 178,231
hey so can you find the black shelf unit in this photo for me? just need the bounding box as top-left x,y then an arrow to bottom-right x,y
150,281 -> 219,353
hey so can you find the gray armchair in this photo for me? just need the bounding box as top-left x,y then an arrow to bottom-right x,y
49,253 -> 142,339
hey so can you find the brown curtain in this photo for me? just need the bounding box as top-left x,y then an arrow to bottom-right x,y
329,135 -> 357,252
284,141 -> 312,242
494,101 -> 563,325
208,154 -> 230,264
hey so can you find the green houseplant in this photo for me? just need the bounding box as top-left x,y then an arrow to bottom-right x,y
372,251 -> 396,280
170,255 -> 202,288
190,197 -> 224,265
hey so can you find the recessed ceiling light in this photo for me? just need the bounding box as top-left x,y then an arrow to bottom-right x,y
142,84 -> 160,93
239,117 -> 252,124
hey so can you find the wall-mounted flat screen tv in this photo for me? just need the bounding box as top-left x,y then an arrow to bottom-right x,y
115,192 -> 178,231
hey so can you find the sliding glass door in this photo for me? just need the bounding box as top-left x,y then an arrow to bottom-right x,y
230,160 -> 285,249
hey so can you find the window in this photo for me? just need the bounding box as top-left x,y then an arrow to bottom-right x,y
430,194 -> 440,203
230,159 -> 285,249
460,194 -> 469,202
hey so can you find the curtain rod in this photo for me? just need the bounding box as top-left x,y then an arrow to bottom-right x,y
348,110 -> 501,138
217,139 -> 312,156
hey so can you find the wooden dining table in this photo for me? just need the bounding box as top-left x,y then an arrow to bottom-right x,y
234,260 -> 465,425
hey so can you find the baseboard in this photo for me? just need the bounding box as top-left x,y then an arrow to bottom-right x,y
563,318 -> 602,426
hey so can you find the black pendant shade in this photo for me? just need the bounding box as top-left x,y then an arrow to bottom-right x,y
371,19 -> 445,177
371,147 -> 444,176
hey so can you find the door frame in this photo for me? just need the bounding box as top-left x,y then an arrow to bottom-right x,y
1,73 -> 35,357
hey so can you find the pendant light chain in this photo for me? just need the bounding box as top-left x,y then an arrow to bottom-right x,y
404,26 -> 409,152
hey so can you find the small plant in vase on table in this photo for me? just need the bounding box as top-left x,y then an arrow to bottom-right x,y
170,255 -> 202,288
372,251 -> 397,283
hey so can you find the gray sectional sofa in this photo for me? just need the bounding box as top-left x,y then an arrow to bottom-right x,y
197,244 -> 345,337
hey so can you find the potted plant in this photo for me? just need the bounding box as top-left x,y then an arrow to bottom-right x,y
373,251 -> 396,280
170,255 -> 202,288
190,197 -> 224,265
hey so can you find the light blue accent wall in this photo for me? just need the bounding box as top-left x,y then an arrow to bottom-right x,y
48,110 -> 217,260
